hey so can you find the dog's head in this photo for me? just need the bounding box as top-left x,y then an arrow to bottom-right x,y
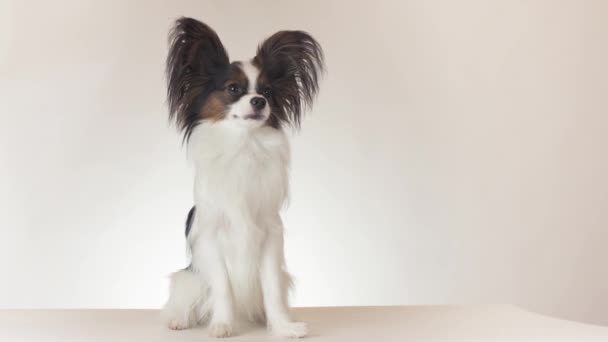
166,17 -> 324,140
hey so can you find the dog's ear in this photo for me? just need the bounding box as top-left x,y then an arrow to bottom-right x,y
167,17 -> 230,139
254,31 -> 324,128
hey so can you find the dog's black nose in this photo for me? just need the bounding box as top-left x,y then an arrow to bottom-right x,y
250,97 -> 266,111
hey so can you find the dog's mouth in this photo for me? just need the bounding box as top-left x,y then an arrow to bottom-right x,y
243,113 -> 265,121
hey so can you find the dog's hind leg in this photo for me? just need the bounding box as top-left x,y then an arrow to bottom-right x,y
161,267 -> 205,330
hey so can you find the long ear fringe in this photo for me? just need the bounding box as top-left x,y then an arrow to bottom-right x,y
256,31 -> 325,129
166,17 -> 229,140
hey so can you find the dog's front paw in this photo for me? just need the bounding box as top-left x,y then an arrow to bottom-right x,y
270,321 -> 308,338
208,322 -> 233,338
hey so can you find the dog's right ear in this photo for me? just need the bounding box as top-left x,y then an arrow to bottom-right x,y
166,17 -> 230,140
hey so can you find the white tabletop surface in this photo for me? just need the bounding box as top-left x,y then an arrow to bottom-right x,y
1,305 -> 607,341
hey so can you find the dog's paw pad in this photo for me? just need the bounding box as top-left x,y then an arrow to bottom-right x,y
271,321 -> 308,338
209,322 -> 233,338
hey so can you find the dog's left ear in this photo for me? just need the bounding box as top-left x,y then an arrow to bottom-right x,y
254,31 -> 324,128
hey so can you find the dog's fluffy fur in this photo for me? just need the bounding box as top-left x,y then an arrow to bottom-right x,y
161,17 -> 323,338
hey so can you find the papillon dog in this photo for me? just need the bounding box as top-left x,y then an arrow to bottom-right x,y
161,17 -> 323,338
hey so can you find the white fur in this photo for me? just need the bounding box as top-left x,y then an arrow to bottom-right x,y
162,61 -> 307,338
241,61 -> 260,93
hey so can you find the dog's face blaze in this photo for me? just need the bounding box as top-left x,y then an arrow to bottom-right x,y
166,17 -> 324,140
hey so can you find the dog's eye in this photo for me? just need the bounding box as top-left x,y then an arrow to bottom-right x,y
228,84 -> 242,95
262,87 -> 272,97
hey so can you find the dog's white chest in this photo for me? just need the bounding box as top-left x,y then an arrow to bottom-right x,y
189,123 -> 290,220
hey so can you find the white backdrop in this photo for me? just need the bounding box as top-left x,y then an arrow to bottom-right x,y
1,0 -> 607,326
